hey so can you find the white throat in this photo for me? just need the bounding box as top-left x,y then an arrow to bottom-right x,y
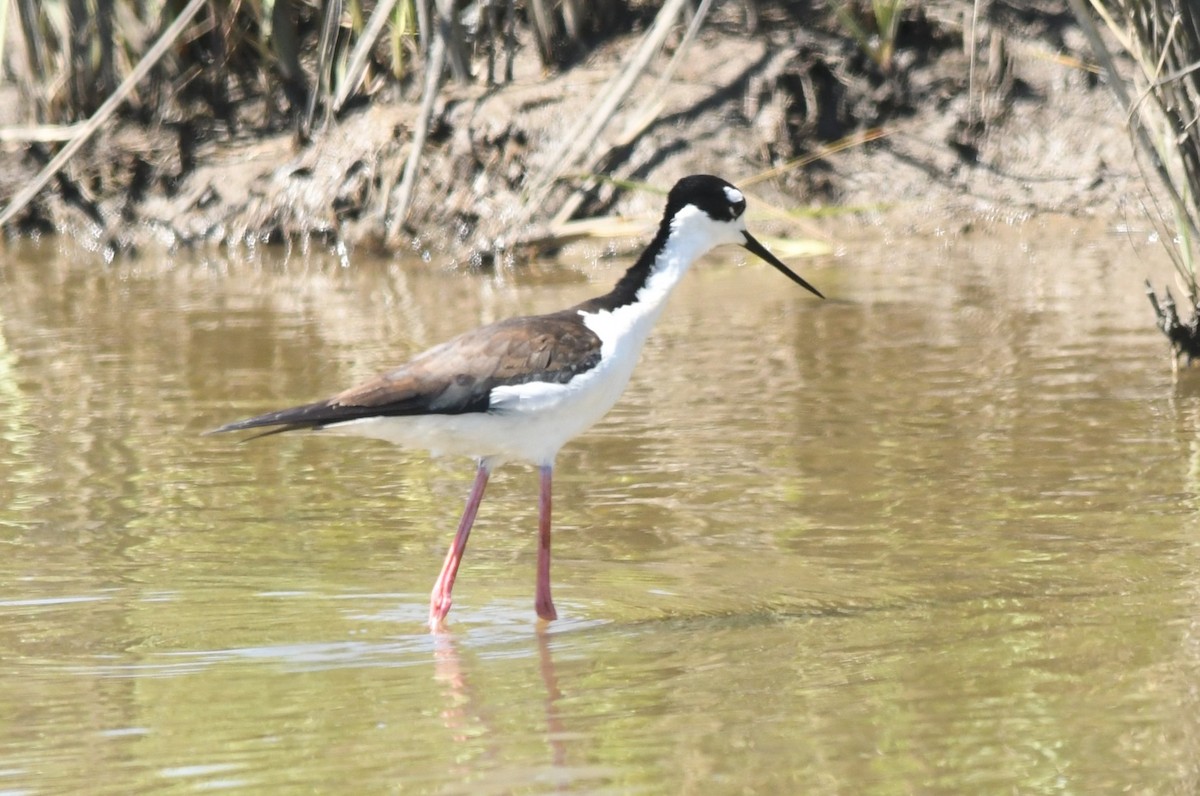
633,205 -> 745,321
580,205 -> 744,373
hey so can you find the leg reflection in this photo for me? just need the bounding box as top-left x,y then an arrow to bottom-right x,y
430,627 -> 570,770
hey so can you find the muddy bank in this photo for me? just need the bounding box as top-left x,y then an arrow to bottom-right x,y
0,3 -> 1144,262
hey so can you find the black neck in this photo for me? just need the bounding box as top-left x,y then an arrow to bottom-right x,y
573,216 -> 673,314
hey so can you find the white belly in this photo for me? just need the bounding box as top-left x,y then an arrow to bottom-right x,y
324,327 -> 645,465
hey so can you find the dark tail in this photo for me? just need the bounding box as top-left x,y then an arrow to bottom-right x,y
204,400 -> 333,439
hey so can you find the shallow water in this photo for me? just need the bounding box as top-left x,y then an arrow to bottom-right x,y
1,219 -> 1199,793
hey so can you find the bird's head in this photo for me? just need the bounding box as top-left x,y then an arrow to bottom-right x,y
664,175 -> 824,299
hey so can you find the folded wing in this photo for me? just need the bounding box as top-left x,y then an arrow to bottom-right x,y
208,311 -> 603,436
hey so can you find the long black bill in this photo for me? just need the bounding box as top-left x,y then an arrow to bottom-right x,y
742,231 -> 825,299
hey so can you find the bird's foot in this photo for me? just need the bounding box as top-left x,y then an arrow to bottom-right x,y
535,598 -> 557,622
429,593 -> 452,632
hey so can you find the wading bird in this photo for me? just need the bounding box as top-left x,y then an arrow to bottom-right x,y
210,175 -> 824,630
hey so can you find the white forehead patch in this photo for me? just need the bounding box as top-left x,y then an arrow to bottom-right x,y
723,186 -> 745,204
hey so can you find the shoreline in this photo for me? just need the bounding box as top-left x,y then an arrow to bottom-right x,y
0,7 -> 1147,263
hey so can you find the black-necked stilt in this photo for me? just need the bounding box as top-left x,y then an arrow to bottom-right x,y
210,174 -> 823,629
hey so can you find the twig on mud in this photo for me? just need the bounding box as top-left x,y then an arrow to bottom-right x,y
0,0 -> 9,81
740,128 -> 892,187
436,0 -> 471,85
387,23 -> 448,242
301,0 -> 344,139
0,123 -> 86,143
549,0 -> 715,230
528,0 -> 557,64
523,214 -> 657,253
414,0 -> 431,57
511,0 -> 691,237
547,105 -> 662,230
334,0 -> 400,113
0,0 -> 207,231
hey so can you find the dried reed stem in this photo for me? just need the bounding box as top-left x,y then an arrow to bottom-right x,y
0,0 -> 208,229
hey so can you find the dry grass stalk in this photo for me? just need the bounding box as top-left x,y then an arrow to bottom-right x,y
386,23 -> 447,242
548,0 -> 716,231
0,0 -> 208,229
511,0 -> 691,239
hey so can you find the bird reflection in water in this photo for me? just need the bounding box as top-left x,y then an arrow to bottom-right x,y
432,629 -> 567,768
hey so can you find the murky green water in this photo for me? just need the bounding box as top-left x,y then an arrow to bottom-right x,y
1,220 -> 1198,793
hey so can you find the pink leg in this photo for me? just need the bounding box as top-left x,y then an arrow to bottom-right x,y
429,462 -> 491,630
535,464 -> 558,621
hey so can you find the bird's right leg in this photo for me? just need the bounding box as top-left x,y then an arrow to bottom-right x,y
429,460 -> 492,631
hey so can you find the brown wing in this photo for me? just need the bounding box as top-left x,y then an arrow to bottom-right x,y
208,311 -> 602,435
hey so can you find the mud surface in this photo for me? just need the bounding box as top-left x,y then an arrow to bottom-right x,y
0,3 -> 1146,261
